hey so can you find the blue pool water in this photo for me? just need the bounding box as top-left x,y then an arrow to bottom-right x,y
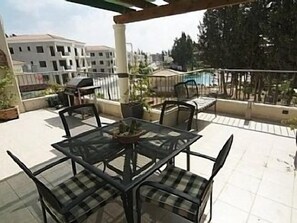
184,72 -> 215,86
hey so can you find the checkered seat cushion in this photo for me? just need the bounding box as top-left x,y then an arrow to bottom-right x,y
139,165 -> 210,221
189,97 -> 216,113
47,170 -> 119,223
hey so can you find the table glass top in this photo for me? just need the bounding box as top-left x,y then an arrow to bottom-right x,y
52,118 -> 201,190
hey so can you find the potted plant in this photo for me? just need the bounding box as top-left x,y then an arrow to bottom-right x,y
45,84 -> 67,108
0,66 -> 19,121
121,73 -> 153,119
113,120 -> 144,144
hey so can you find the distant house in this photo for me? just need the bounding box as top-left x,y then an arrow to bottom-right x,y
149,69 -> 184,96
85,45 -> 115,74
7,34 -> 90,84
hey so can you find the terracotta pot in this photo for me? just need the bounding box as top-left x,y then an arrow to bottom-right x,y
0,106 -> 19,121
113,131 -> 144,144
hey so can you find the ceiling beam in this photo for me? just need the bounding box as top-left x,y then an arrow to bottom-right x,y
114,0 -> 255,24
119,0 -> 156,9
67,0 -> 135,14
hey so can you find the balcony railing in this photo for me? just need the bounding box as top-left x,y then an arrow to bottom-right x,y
15,69 -> 297,108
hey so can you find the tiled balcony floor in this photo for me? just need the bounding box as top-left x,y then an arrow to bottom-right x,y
0,108 -> 296,223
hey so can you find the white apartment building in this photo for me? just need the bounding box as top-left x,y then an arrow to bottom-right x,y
7,34 -> 90,84
86,45 -> 115,74
127,51 -> 153,67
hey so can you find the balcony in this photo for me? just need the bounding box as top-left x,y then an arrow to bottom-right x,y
0,106 -> 296,223
57,51 -> 70,57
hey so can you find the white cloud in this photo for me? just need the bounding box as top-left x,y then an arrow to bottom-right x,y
8,0 -> 67,17
126,11 -> 204,53
4,0 -> 204,53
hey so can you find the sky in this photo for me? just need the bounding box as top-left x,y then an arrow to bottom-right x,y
0,0 -> 205,54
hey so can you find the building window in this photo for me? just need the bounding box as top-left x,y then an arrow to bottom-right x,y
69,60 -> 73,66
68,46 -> 71,52
36,46 -> 44,53
81,48 -> 84,56
27,46 -> 31,51
110,52 -> 112,56
90,53 -> 95,57
100,68 -> 104,72
100,60 -> 104,65
111,60 -> 113,64
99,52 -> 103,56
91,61 -> 96,65
9,47 -> 14,54
92,69 -> 97,72
19,47 -> 22,52
106,52 -> 110,58
39,61 -> 47,68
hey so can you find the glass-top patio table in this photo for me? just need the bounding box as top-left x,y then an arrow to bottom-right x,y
51,117 -> 201,223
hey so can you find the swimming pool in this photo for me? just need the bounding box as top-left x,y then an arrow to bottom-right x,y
184,71 -> 216,86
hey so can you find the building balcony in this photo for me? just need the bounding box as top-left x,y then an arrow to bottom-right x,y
57,51 -> 70,57
0,103 -> 296,223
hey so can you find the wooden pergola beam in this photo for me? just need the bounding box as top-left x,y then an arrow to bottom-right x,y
114,0 -> 255,24
67,0 -> 135,14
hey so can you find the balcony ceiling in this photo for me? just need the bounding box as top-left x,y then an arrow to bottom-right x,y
66,0 -> 255,24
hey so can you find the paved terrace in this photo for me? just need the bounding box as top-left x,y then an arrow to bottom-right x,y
0,108 -> 296,223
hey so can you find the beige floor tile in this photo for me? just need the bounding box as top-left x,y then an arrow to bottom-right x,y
228,170 -> 261,194
266,156 -> 295,173
1,109 -> 296,223
0,207 -> 38,223
257,178 -> 293,207
236,160 -> 266,179
212,200 -> 249,223
262,168 -> 294,190
251,195 -> 291,223
241,151 -> 269,167
293,178 -> 297,209
247,214 -> 272,223
212,179 -> 226,201
291,208 -> 297,223
218,183 -> 256,212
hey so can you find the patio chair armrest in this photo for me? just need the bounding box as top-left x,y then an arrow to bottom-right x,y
138,180 -> 201,205
182,150 -> 216,162
33,157 -> 71,176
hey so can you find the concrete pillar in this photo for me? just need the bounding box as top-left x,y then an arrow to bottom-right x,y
113,24 -> 129,103
0,18 -> 25,112
245,99 -> 253,120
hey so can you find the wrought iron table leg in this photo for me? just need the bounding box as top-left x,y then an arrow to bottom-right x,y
121,191 -> 134,223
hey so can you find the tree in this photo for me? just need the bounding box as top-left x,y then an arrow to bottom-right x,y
171,32 -> 194,71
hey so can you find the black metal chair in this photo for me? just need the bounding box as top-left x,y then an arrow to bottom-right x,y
59,103 -> 102,138
175,80 -> 217,130
59,103 -> 105,175
136,135 -> 234,223
7,150 -> 119,223
174,82 -> 188,101
159,100 -> 196,169
159,100 -> 195,131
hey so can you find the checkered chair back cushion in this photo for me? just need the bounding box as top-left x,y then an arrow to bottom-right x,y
140,166 -> 209,221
